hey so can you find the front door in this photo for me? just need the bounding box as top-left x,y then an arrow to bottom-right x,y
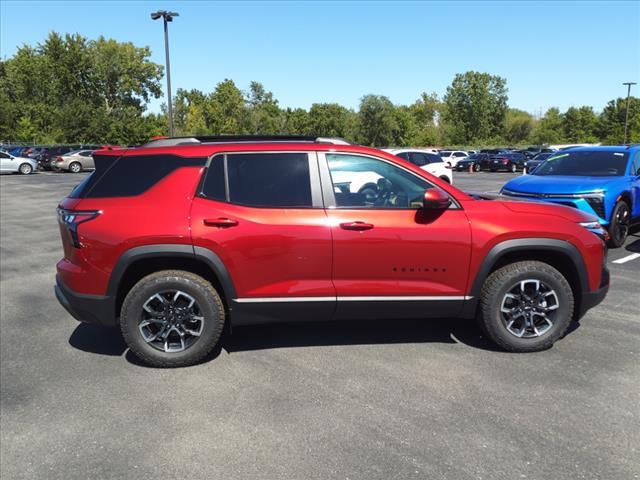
320,152 -> 472,320
190,151 -> 335,325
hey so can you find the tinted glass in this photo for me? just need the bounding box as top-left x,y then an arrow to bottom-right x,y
453,152 -> 466,157
631,152 -> 640,175
327,154 -> 432,209
396,152 -> 410,160
78,154 -> 206,198
440,151 -> 452,157
200,155 -> 225,201
533,151 -> 629,177
408,152 -> 427,166
425,153 -> 443,163
0,152 -> 9,158
227,153 -> 312,208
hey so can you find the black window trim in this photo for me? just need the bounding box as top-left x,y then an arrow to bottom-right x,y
317,151 -> 461,211
197,150 -> 324,209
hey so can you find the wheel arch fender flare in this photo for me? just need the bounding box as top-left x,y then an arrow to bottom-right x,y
106,244 -> 237,302
469,238 -> 590,298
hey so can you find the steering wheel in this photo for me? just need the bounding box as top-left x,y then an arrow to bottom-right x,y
375,178 -> 394,207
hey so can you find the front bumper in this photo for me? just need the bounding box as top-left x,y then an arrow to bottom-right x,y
54,275 -> 117,326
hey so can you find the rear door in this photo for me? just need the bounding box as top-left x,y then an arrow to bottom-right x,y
190,151 -> 335,325
319,152 -> 472,320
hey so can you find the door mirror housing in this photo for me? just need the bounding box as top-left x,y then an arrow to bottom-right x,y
423,188 -> 451,210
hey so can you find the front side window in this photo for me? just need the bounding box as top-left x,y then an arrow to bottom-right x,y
327,154 -> 432,209
227,153 -> 312,208
453,152 -> 467,157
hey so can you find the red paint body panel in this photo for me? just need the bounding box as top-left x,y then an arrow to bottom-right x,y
190,198 -> 334,298
327,209 -> 471,296
57,142 -> 606,312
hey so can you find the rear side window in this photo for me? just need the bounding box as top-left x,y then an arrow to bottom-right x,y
226,153 -> 312,208
200,155 -> 225,201
408,152 -> 426,166
425,153 -> 443,163
70,154 -> 206,198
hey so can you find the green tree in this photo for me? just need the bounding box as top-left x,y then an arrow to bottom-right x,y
0,31 -> 163,144
206,79 -> 248,134
504,108 -> 534,144
281,108 -> 311,135
357,95 -> 399,146
598,96 -> 640,144
308,103 -> 354,139
562,106 -> 598,143
409,92 -> 441,146
246,81 -> 281,134
443,71 -> 508,143
530,107 -> 565,144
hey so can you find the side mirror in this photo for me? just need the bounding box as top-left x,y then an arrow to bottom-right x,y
423,188 -> 451,210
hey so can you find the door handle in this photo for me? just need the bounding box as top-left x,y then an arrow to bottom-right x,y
203,217 -> 239,228
340,221 -> 374,231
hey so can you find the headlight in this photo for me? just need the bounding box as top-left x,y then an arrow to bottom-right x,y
579,221 -> 609,242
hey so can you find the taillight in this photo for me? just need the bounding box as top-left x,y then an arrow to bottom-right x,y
56,156 -> 64,163
57,208 -> 101,248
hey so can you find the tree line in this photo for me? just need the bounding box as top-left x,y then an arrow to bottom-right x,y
1,32 -> 638,147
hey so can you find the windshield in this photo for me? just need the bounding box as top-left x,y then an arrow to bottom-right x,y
533,151 -> 629,176
440,151 -> 452,156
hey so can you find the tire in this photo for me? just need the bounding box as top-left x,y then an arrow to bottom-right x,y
510,163 -> 517,173
69,162 -> 82,173
120,270 -> 225,367
607,200 -> 630,248
18,163 -> 33,175
439,176 -> 450,184
478,261 -> 574,352
474,163 -> 481,172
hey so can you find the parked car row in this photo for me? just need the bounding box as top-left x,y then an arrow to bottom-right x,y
0,144 -> 99,174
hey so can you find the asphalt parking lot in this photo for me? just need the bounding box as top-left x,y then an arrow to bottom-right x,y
1,170 -> 638,480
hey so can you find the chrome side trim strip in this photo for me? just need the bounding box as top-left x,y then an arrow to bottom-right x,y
234,296 -> 473,303
234,297 -> 335,303
337,296 -> 471,301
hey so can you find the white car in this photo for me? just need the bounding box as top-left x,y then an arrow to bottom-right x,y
382,148 -> 453,184
0,151 -> 38,174
438,150 -> 468,168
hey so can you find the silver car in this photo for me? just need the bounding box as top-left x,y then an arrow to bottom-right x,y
0,151 -> 38,174
51,150 -> 95,173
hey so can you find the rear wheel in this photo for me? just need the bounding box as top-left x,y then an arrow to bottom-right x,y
607,200 -> 630,248
478,261 -> 574,352
69,162 -> 82,173
120,270 -> 225,367
474,163 -> 481,172
18,163 -> 33,175
510,163 -> 517,173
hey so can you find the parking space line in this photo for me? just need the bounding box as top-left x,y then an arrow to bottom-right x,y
612,253 -> 640,264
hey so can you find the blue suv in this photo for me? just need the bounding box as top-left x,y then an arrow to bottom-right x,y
501,146 -> 640,247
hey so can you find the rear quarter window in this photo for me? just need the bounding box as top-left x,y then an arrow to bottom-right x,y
70,154 -> 206,198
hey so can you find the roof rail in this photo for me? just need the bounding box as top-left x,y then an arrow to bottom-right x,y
140,135 -> 352,148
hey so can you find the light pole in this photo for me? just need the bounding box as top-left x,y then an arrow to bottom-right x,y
622,81 -> 636,144
151,10 -> 179,137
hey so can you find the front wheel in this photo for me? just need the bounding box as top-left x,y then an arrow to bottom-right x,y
19,163 -> 33,175
607,200 -> 630,248
474,163 -> 481,172
510,163 -> 517,173
120,270 -> 225,367
478,261 -> 574,352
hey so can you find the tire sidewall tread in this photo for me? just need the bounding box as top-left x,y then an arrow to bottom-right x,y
120,270 -> 225,367
478,260 -> 574,352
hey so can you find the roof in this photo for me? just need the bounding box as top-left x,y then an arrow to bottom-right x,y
562,145 -> 636,153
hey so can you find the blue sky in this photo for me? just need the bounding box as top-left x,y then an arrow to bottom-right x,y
1,0 -> 638,115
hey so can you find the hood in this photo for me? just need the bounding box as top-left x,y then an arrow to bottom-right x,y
503,174 -> 618,194
467,191 -> 597,223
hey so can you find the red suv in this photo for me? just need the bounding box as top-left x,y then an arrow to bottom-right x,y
55,136 -> 609,367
